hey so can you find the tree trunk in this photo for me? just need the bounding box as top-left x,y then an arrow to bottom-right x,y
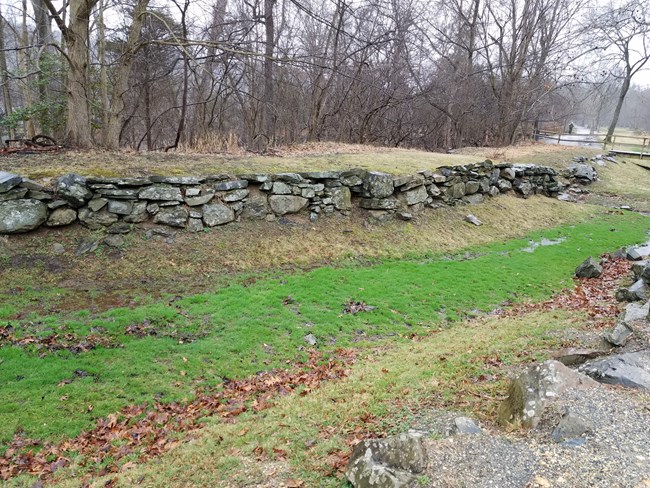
263,0 -> 276,145
605,74 -> 631,144
43,0 -> 98,148
102,0 -> 149,149
0,12 -> 15,140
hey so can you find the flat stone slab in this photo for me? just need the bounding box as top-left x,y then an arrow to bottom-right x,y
579,350 -> 650,389
0,171 -> 22,193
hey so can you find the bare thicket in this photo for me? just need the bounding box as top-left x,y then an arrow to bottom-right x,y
0,0 -> 648,150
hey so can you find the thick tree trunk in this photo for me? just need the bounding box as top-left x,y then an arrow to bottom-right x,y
605,75 -> 631,144
102,0 -> 149,149
43,0 -> 98,148
263,0 -> 276,145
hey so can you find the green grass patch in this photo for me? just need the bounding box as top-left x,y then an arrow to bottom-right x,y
1,212 -> 648,447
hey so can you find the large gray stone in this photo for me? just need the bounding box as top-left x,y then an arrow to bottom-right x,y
268,195 -> 309,215
78,208 -> 119,229
498,360 -> 597,428
363,172 -> 394,198
346,432 -> 427,488
241,189 -> 270,219
622,300 -> 650,325
465,180 -> 480,195
96,188 -> 139,200
46,208 -> 77,227
400,185 -> 427,206
567,164 -> 597,182
138,185 -> 183,201
575,257 -> 602,278
551,411 -> 593,443
447,182 -> 466,199
359,197 -> 399,210
223,189 -> 249,202
616,279 -> 648,302
580,350 -> 650,389
271,182 -> 292,195
0,187 -> 28,202
0,199 -> 48,234
55,174 -> 93,207
330,187 -> 352,211
152,206 -> 188,227
150,176 -> 203,185
184,192 -> 215,206
203,203 -> 235,226
107,200 -> 133,215
214,180 -> 248,191
0,171 -> 22,193
604,322 -> 634,346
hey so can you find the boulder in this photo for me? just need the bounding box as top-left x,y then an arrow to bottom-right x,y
447,182 -> 466,199
551,411 -> 593,443
498,360 -> 597,428
632,261 -> 649,281
330,187 -> 352,211
202,203 -> 235,226
138,185 -> 183,201
464,180 -> 480,195
241,190 -> 270,219
0,171 -> 22,193
187,218 -> 204,233
575,257 -> 602,278
223,189 -> 249,202
268,195 -> 309,215
88,198 -> 108,212
107,200 -> 133,215
400,186 -> 427,206
271,182 -> 292,195
360,197 -> 400,210
567,164 -> 597,182
185,192 -> 215,206
622,301 -> 650,325
363,172 -> 394,198
55,174 -> 93,207
214,180 -> 248,191
616,279 -> 648,302
0,199 -> 48,234
500,167 -> 516,181
346,432 -> 427,488
153,206 -> 188,227
78,208 -> 119,229
579,350 -> 650,389
604,322 -> 634,347
0,187 -> 28,202
46,208 -> 77,227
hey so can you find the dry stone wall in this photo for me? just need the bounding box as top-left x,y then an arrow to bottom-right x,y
0,161 -> 563,235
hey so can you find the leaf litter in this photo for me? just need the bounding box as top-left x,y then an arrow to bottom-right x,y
0,350 -> 356,482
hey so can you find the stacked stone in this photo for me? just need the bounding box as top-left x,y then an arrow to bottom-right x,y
0,160 -> 563,235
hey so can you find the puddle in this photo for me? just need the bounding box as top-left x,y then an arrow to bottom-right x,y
522,237 -> 567,253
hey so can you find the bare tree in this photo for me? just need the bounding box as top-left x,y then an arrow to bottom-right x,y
589,0 -> 650,142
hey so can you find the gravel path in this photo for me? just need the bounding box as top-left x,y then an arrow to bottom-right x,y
424,384 -> 650,487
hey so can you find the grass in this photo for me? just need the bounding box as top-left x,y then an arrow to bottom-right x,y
1,211 -> 648,451
1,144 -> 480,180
65,309 -> 579,488
0,196 -> 604,316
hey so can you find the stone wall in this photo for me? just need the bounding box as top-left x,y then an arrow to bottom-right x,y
0,160 -> 562,235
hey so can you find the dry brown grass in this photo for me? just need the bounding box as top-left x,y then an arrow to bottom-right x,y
1,195 -> 597,316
